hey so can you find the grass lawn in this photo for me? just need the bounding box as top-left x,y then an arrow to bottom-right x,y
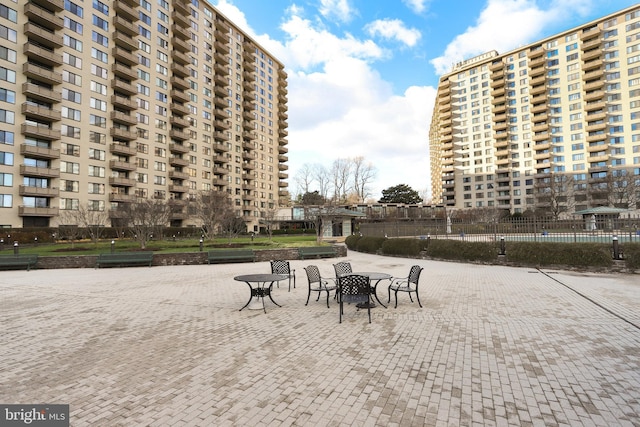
4,235 -> 328,256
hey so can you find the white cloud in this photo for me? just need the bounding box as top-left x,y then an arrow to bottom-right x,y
214,1 -> 435,199
319,0 -> 356,23
430,0 -> 598,75
402,0 -> 430,14
365,19 -> 422,47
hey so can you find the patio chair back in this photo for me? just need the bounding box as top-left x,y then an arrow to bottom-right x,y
270,260 -> 295,291
304,265 -> 337,308
333,261 -> 352,278
388,265 -> 423,308
338,274 -> 371,323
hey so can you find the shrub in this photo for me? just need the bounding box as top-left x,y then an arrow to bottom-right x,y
356,236 -> 387,254
344,234 -> 362,250
381,238 -> 421,257
622,243 -> 640,270
425,240 -> 498,262
505,242 -> 613,267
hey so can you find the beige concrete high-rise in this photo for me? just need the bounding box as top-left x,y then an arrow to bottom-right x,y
0,0 -> 288,230
430,5 -> 640,216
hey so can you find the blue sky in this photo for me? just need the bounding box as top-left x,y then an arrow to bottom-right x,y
209,0 -> 637,201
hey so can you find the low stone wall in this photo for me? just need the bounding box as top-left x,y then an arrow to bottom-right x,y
29,245 -> 347,269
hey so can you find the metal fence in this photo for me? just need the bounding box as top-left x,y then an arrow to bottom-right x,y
358,215 -> 640,244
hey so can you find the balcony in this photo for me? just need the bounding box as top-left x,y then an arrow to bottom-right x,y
112,62 -> 137,80
169,157 -> 189,167
169,170 -> 189,180
111,111 -> 137,125
215,18 -> 230,33
109,177 -> 136,187
169,184 -> 189,193
583,58 -> 603,71
19,206 -> 59,217
21,123 -> 60,140
172,24 -> 190,40
173,0 -> 189,14
170,103 -> 190,115
169,142 -> 190,153
23,42 -> 62,67
24,22 -> 63,48
581,38 -> 601,51
170,76 -> 189,90
582,49 -> 601,62
22,63 -> 62,85
170,116 -> 190,128
111,94 -> 136,110
24,3 -> 64,30
19,185 -> 59,197
32,0 -> 64,11
213,142 -> 229,152
109,193 -> 135,202
580,26 -> 601,41
171,50 -> 190,65
110,127 -> 137,140
110,143 -> 137,156
171,36 -> 190,53
584,90 -> 604,102
22,82 -> 62,104
111,79 -> 137,95
20,144 -> 60,159
20,165 -> 60,178
21,103 -> 61,122
114,16 -> 138,36
172,11 -> 189,27
113,46 -> 137,65
109,160 -> 136,171
585,122 -> 606,133
170,89 -> 189,103
114,0 -> 138,21
170,62 -> 189,77
112,31 -> 138,51
214,119 -> 230,130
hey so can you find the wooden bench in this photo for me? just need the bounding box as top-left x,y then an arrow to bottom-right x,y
208,249 -> 255,264
0,254 -> 39,271
95,252 -> 154,268
298,246 -> 337,259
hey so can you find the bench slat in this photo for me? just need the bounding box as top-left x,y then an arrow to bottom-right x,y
96,252 -> 154,268
207,250 -> 255,264
298,247 -> 337,259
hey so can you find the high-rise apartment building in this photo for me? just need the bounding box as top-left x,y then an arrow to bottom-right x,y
0,0 -> 288,230
430,5 -> 640,215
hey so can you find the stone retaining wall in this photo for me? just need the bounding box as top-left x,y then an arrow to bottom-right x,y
29,246 -> 347,269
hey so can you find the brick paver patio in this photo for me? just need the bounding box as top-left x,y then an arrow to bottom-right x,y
1,251 -> 639,426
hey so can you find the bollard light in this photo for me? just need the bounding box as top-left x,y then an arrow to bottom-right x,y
199,238 -> 203,252
500,236 -> 506,256
612,236 -> 620,260
34,237 -> 38,246
13,241 -> 18,255
111,240 -> 115,254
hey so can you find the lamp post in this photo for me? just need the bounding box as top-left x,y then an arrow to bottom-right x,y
111,240 -> 115,254
13,241 -> 19,255
199,238 -> 203,252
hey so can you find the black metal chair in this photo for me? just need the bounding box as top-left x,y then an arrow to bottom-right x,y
338,274 -> 371,323
270,260 -> 295,291
333,261 -> 352,279
388,265 -> 423,308
303,265 -> 337,308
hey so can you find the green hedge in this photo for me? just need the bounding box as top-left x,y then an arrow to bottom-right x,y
344,234 -> 362,250
505,242 -> 613,267
381,238 -> 421,257
425,240 -> 499,262
356,236 -> 387,254
622,243 -> 640,270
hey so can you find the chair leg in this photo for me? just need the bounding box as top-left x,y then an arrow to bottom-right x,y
415,291 -> 423,308
325,290 -> 330,308
305,289 -> 311,306
394,289 -> 399,308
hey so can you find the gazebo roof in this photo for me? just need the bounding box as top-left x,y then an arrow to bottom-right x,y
573,206 -> 629,215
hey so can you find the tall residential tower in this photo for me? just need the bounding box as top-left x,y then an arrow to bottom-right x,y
430,5 -> 640,215
0,0 -> 288,230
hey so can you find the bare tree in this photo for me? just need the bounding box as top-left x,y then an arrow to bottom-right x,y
75,205 -> 109,244
57,210 -> 82,248
534,173 -> 575,220
330,158 -> 351,203
260,206 -> 280,241
220,214 -> 246,245
312,164 -> 332,201
294,163 -> 315,199
194,190 -> 235,240
351,156 -> 377,203
605,168 -> 640,209
121,198 -> 172,249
